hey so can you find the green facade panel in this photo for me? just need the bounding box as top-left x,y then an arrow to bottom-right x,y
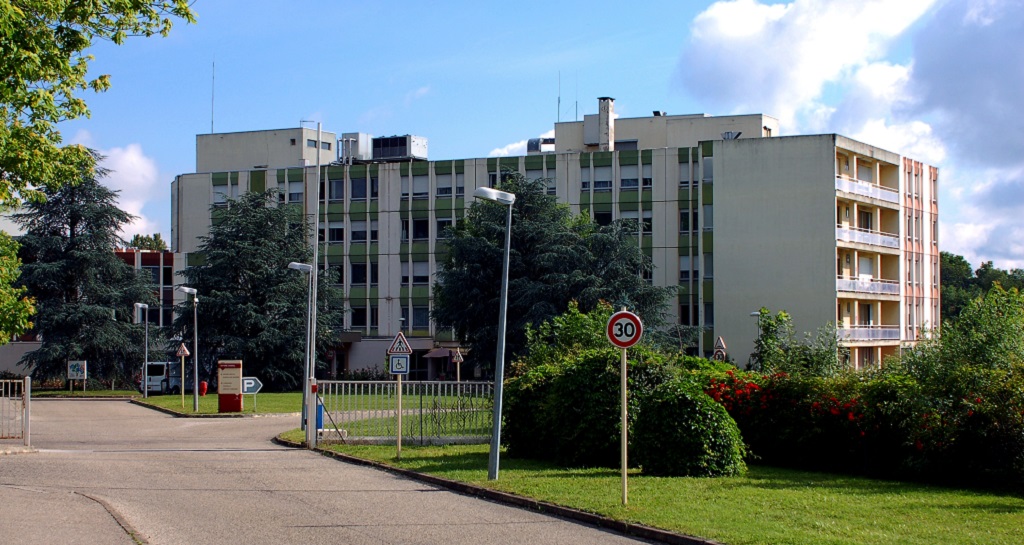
592,151 -> 613,167
546,154 -> 556,168
641,149 -> 653,163
618,150 -> 639,165
212,172 -> 228,186
592,192 -> 613,205
579,153 -> 590,167
701,141 -> 713,157
702,183 -> 714,205
524,155 -> 545,170
703,280 -> 714,302
702,232 -> 713,252
619,191 -> 640,205
434,161 -> 452,175
250,170 -> 266,193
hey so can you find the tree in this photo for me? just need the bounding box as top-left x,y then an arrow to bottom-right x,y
174,190 -> 344,391
15,159 -> 157,384
1,2 -> 195,207
0,232 -> 34,343
433,172 -> 672,371
128,232 -> 167,251
940,251 -> 980,321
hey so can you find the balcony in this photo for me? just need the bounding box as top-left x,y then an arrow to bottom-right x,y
835,176 -> 899,204
836,226 -> 899,249
836,276 -> 900,295
838,326 -> 900,341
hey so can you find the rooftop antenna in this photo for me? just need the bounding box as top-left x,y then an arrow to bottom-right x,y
557,71 -> 561,123
575,71 -> 578,122
210,60 -> 215,134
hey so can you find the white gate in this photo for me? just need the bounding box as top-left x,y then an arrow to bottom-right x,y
0,377 -> 30,446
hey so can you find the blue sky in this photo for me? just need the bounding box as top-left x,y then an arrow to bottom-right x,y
61,0 -> 1024,270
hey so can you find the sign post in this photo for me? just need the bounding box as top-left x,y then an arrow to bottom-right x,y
387,332 -> 412,459
217,360 -> 243,413
176,343 -> 190,409
606,308 -> 643,506
242,377 -> 263,413
67,361 -> 87,393
713,336 -> 728,361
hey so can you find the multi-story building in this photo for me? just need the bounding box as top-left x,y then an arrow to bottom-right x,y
171,98 -> 938,376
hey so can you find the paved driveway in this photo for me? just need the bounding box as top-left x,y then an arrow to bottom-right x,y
0,399 -> 651,545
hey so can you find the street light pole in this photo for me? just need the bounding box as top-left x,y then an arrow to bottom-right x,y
473,186 -> 516,481
135,303 -> 149,399
288,261 -> 314,437
178,286 -> 199,412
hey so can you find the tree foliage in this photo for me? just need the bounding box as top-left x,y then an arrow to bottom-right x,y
433,172 -> 672,371
128,232 -> 167,251
749,307 -> 847,377
15,159 -> 156,383
0,231 -> 35,343
941,251 -> 1024,322
174,191 -> 344,391
1,1 -> 195,207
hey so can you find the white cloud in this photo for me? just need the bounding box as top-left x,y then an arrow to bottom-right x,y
489,130 -> 554,158
850,119 -> 946,165
96,144 -> 164,241
679,0 -> 937,131
404,86 -> 430,106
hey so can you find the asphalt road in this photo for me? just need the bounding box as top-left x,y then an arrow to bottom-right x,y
0,399 -> 652,545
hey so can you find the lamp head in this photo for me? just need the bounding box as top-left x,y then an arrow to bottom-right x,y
288,262 -> 314,273
134,303 -> 148,310
177,286 -> 197,295
473,187 -> 516,206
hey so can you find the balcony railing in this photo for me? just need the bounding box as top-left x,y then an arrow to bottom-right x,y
836,226 -> 899,249
835,176 -> 899,204
838,326 -> 900,341
836,276 -> 900,295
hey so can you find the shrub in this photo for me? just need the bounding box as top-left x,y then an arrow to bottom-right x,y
634,377 -> 745,476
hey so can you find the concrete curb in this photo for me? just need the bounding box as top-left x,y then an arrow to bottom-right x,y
129,399 -> 249,418
272,436 -> 722,545
0,446 -> 36,455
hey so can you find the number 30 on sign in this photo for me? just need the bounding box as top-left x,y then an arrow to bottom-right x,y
607,310 -> 643,348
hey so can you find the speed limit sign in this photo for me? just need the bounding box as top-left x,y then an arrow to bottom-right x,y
607,310 -> 643,348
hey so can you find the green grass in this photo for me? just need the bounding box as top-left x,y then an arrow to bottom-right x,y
139,392 -> 302,414
294,440 -> 1024,545
33,389 -> 140,398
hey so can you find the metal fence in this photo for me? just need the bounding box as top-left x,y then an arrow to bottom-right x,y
317,380 -> 492,445
0,377 -> 30,446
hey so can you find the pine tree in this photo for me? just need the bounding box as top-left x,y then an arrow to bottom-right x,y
16,159 -> 157,384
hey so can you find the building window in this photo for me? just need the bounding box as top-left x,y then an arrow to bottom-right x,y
455,173 -> 465,196
288,181 -> 303,203
679,255 -> 691,282
594,212 -> 612,226
704,253 -> 714,278
401,261 -> 430,285
350,177 -> 367,200
546,177 -> 556,195
594,166 -> 612,191
679,162 -> 691,187
703,205 -> 713,230
436,218 -> 454,238
290,138 -> 297,146
642,164 -> 653,188
328,222 -> 344,243
329,177 -> 344,201
581,168 -> 591,190
350,262 -> 379,286
350,220 -> 378,242
704,303 -> 714,326
351,307 -> 367,328
680,209 -> 690,233
436,174 -> 452,196
213,190 -> 228,206
620,165 -> 639,189
402,218 -> 429,241
621,210 -> 652,233
307,139 -> 317,148
702,158 -> 714,182
320,141 -> 331,151
526,169 -> 543,181
413,306 -> 430,329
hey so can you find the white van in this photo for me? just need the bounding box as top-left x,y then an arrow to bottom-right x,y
142,362 -> 182,394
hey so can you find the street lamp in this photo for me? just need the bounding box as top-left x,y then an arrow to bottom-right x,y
288,261 -> 314,442
473,186 -> 516,480
177,286 -> 199,412
134,303 -> 149,399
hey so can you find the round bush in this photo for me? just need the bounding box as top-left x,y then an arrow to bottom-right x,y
634,377 -> 746,477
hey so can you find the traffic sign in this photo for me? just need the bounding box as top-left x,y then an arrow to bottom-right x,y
242,377 -> 263,395
390,354 -> 410,375
712,349 -> 727,361
714,336 -> 727,351
387,332 -> 413,355
452,348 -> 464,363
176,343 -> 190,357
607,310 -> 643,349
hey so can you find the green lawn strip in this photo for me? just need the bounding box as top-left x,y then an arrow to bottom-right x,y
139,392 -> 302,414
34,389 -> 140,398
301,440 -> 1024,545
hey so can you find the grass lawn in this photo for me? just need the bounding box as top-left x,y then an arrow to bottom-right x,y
285,438 -> 1024,545
139,392 -> 302,414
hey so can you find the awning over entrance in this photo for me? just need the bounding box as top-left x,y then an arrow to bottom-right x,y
423,348 -> 453,359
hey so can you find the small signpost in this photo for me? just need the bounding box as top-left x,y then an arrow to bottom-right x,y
606,309 -> 643,506
176,343 -> 190,408
388,332 -> 413,459
242,376 -> 263,413
453,348 -> 464,382
217,360 -> 243,413
713,336 -> 727,361
67,360 -> 87,393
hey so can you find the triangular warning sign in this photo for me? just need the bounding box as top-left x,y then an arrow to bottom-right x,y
714,336 -> 727,351
387,332 -> 413,355
176,343 -> 190,357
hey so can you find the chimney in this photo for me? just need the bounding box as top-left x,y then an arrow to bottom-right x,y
598,97 -> 615,151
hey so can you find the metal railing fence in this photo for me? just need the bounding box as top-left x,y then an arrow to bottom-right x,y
317,380 -> 492,445
1,377 -> 30,446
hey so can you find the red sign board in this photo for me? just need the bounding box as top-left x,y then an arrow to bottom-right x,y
606,311 -> 643,349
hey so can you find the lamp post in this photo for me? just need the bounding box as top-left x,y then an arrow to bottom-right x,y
177,286 -> 199,412
134,303 -> 149,399
749,310 -> 761,370
473,186 -> 516,481
288,261 -> 314,439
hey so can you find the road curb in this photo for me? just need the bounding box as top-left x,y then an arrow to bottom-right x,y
128,399 -> 249,418
272,436 -> 722,545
